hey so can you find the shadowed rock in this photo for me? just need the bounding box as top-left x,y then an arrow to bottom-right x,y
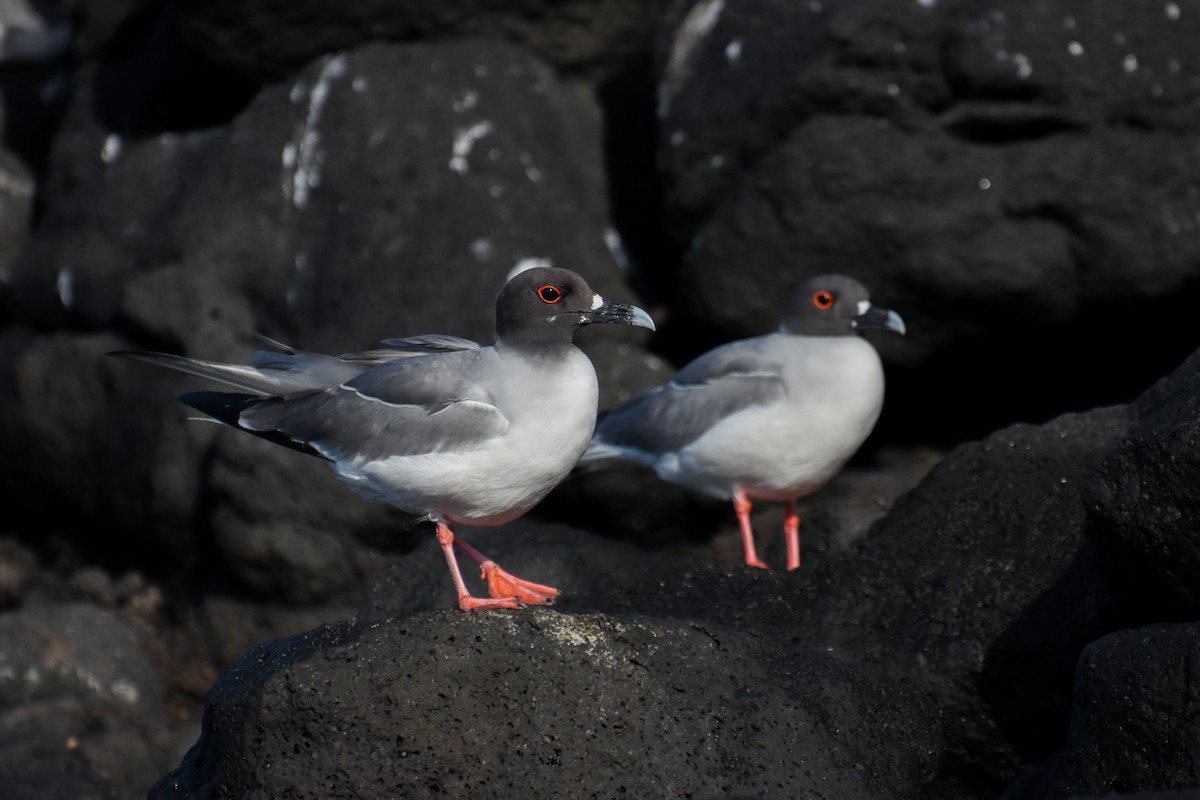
149,610 -> 942,800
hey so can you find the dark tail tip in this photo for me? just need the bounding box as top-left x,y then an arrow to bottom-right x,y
179,391 -> 330,461
179,391 -> 261,427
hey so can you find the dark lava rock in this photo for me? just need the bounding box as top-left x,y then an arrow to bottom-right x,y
788,405 -> 1131,798
169,0 -> 651,83
1086,348 -> 1200,615
652,0 -> 1200,443
73,0 -> 162,58
278,371 -> 1145,799
0,139 -> 34,286
1004,623 -> 1200,800
0,0 -> 71,63
148,610 -> 942,800
0,537 -> 37,607
0,330 -> 188,552
7,1 -> 1200,797
16,38 -> 631,346
0,603 -> 174,800
654,0 -> 1200,243
651,0 -> 948,241
63,343 -> 1200,800
4,37 -> 647,611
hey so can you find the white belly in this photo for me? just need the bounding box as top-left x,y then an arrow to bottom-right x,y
663,337 -> 885,501
332,347 -> 599,525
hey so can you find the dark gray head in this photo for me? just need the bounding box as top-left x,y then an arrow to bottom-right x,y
495,266 -> 655,347
781,274 -> 906,337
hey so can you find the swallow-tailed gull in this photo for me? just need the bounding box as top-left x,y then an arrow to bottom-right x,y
112,267 -> 655,610
582,274 -> 902,570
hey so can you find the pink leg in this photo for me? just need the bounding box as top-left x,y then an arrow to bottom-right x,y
733,490 -> 769,569
435,523 -> 524,611
452,534 -> 559,606
784,500 -> 802,571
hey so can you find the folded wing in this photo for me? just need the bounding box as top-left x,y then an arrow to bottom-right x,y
237,347 -> 509,463
591,342 -> 785,458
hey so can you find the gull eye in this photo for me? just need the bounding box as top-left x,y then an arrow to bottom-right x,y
812,291 -> 834,310
537,284 -> 563,304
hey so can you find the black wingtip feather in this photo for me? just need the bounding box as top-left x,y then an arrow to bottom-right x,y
179,391 -> 258,426
179,391 -> 330,461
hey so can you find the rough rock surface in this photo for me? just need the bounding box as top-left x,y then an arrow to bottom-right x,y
150,349 -> 1200,798
655,0 -> 1200,443
792,406 -> 1129,798
3,0 -> 1200,797
0,603 -> 175,800
1086,347 -> 1200,615
150,610 -> 941,800
170,0 -> 652,82
147,345 -> 1200,800
3,37 -> 649,618
0,140 -> 33,285
1004,623 -> 1200,800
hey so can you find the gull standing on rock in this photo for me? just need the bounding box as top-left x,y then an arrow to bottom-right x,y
582,274 -> 904,570
112,267 -> 655,611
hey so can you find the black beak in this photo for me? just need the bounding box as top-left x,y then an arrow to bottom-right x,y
579,299 -> 656,331
853,305 -> 906,335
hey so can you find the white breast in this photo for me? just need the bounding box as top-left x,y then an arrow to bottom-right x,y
667,336 -> 884,501
334,345 -> 599,525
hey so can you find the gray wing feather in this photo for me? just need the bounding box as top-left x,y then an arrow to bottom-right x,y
114,335 -> 487,397
116,338 -> 507,460
240,390 -> 508,462
240,347 -> 509,460
343,348 -> 495,410
314,335 -> 483,366
670,338 -> 780,387
246,347 -> 371,390
594,337 -> 786,456
595,372 -> 784,456
378,334 -> 482,354
109,351 -> 351,396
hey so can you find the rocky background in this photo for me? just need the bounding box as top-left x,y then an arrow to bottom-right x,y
2,0 -> 1200,798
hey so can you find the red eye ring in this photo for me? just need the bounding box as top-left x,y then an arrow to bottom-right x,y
812,291 -> 834,310
537,284 -> 563,304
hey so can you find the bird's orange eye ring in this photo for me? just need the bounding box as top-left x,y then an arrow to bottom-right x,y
537,284 -> 563,304
812,291 -> 834,309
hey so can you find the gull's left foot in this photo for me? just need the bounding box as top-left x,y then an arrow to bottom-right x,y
479,562 -> 560,605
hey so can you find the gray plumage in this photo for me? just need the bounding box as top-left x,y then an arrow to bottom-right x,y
111,267 -> 655,610
241,347 -> 517,464
584,274 -> 904,570
590,340 -> 787,458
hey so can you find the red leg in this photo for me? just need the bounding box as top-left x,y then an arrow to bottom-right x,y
733,490 -> 769,569
435,523 -> 524,611
452,534 -> 559,606
784,500 -> 802,571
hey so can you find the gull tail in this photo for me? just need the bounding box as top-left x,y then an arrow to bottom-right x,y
179,391 -> 329,460
108,351 -> 291,396
109,342 -> 366,395
571,440 -> 641,478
